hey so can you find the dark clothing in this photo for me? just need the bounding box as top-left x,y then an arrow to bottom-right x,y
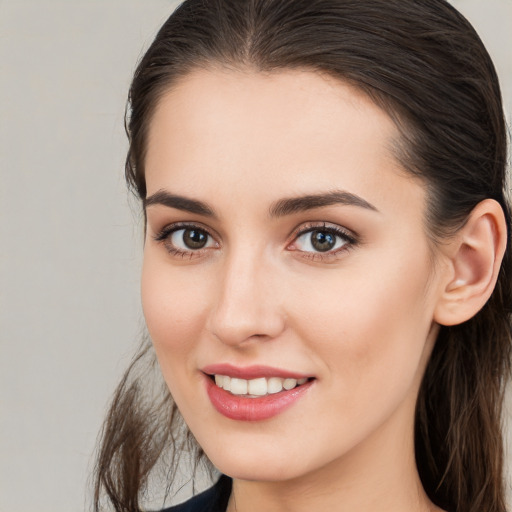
162,475 -> 232,512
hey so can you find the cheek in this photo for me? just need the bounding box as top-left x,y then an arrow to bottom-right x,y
288,249 -> 436,396
141,253 -> 209,359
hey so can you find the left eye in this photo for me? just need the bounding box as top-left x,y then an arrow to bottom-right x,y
294,229 -> 350,253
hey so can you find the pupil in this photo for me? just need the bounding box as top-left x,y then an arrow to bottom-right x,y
311,230 -> 335,252
183,229 -> 207,249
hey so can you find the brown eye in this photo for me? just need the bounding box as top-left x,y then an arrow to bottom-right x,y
158,226 -> 216,253
182,228 -> 209,249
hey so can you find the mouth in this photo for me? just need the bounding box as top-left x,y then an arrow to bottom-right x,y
209,374 -> 313,398
202,365 -> 315,421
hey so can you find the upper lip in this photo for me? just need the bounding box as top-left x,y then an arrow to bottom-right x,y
202,363 -> 312,380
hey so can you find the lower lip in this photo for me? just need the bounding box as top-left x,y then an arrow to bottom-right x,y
205,376 -> 314,421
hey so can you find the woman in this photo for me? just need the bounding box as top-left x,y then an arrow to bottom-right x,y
93,1 -> 511,511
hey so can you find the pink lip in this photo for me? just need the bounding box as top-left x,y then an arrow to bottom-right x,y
203,372 -> 314,422
201,363 -> 310,380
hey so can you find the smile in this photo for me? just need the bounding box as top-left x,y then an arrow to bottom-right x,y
202,366 -> 315,421
214,375 -> 309,397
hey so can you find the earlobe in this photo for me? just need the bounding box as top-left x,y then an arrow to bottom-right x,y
434,199 -> 508,326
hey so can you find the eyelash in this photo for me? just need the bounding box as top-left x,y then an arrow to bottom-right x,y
153,221 -> 358,261
289,222 -> 358,261
153,222 -> 217,260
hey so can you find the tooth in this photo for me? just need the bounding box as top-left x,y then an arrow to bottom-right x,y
283,378 -> 297,390
230,378 -> 248,395
267,377 -> 284,394
248,377 -> 267,396
214,374 -> 306,395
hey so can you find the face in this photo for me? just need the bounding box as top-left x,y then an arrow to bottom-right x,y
142,69 -> 445,483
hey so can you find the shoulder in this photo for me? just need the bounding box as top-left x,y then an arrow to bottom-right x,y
160,475 -> 232,512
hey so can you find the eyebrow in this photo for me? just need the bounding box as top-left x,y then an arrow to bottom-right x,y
269,190 -> 378,217
144,190 -> 216,217
143,188 -> 378,218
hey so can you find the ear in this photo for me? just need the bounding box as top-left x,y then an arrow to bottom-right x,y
434,199 -> 508,326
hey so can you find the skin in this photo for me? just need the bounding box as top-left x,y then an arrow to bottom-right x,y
142,68 -> 449,512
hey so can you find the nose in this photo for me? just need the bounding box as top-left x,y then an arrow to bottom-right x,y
207,249 -> 286,347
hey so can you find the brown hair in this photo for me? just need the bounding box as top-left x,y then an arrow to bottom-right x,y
94,1 -> 512,511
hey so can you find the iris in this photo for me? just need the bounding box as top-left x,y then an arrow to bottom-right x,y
311,230 -> 336,252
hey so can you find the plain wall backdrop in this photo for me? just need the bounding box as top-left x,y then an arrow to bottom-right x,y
0,1 -> 510,511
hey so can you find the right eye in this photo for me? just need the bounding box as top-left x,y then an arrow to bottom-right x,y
171,227 -> 213,250
154,224 -> 217,257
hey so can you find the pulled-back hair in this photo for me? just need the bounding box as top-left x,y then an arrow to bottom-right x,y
94,1 -> 512,511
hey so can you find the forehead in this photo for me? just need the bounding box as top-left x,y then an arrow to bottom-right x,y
144,68 -> 424,218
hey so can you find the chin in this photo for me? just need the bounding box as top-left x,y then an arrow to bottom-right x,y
215,461 -> 300,482
205,447 -> 305,482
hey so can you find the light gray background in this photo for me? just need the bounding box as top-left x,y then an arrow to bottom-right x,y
0,1 -> 511,511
